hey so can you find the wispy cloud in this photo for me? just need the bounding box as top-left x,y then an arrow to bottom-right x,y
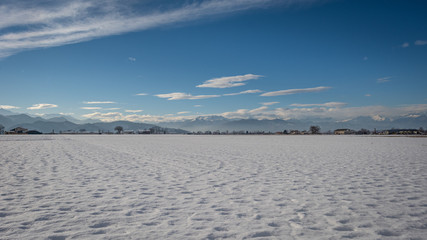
415,40 -> 427,46
0,105 -> 20,109
155,92 -> 220,100
136,93 -> 148,96
401,42 -> 410,48
194,105 -> 203,107
261,86 -> 331,97
82,112 -> 124,122
84,101 -> 116,104
290,102 -> 347,108
81,107 -> 102,110
125,109 -> 143,113
377,76 -> 391,83
223,89 -> 262,96
80,104 -> 427,123
128,57 -> 136,62
220,104 -> 427,121
177,111 -> 190,115
261,102 -> 279,106
197,74 -> 263,88
27,103 -> 58,110
0,0 -> 313,58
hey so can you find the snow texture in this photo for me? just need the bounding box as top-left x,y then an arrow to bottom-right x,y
1,135 -> 426,239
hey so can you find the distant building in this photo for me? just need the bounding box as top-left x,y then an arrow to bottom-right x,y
6,127 -> 28,134
0,124 -> 4,134
334,129 -> 354,135
138,130 -> 151,134
382,129 -> 419,135
289,130 -> 300,135
27,130 -> 42,134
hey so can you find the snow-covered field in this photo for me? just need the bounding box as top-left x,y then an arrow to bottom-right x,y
1,135 -> 426,239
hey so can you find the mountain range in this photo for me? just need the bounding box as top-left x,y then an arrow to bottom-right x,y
159,115 -> 427,132
0,109 -> 426,133
0,110 -> 186,134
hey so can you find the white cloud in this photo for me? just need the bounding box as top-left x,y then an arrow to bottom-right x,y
81,111 -> 200,123
194,105 -> 202,107
81,104 -> 427,123
371,115 -> 385,121
136,93 -> 148,96
82,112 -> 124,122
0,105 -> 19,109
81,107 -> 102,110
220,104 -> 427,121
377,77 -> 391,83
84,101 -> 116,104
197,74 -> 262,88
223,89 -> 262,96
155,92 -> 220,100
402,42 -> 410,48
0,0 -> 313,58
27,103 -> 58,110
414,40 -> 427,46
261,102 -> 279,106
177,111 -> 190,115
261,86 -> 331,97
290,102 -> 347,108
128,57 -> 136,61
125,109 -> 143,113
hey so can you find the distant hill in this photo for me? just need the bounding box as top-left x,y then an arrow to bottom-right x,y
0,108 -> 16,116
42,114 -> 98,124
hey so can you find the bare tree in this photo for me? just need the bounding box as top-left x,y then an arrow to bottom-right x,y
114,126 -> 123,134
309,125 -> 321,134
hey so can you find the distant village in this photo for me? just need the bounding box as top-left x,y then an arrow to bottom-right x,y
0,124 -> 425,136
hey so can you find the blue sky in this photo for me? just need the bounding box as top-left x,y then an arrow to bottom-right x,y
0,0 -> 426,122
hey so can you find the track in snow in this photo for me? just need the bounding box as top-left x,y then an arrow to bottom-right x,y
1,135 -> 426,239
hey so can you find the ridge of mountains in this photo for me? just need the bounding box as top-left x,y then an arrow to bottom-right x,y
0,110 -> 186,134
1,108 -> 426,133
160,115 -> 427,132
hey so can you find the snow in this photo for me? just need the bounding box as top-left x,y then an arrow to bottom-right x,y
1,135 -> 426,239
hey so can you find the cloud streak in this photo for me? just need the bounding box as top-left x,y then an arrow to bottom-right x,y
84,101 -> 116,104
155,92 -> 220,100
0,0 -> 314,58
27,103 -> 58,110
261,102 -> 279,106
0,105 -> 20,109
415,40 -> 427,46
261,86 -> 331,97
197,74 -> 263,88
377,77 -> 391,83
81,107 -> 102,110
223,89 -> 262,96
125,110 -> 143,113
290,102 -> 347,108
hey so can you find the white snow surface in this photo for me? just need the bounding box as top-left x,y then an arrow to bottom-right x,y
1,135 -> 426,239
